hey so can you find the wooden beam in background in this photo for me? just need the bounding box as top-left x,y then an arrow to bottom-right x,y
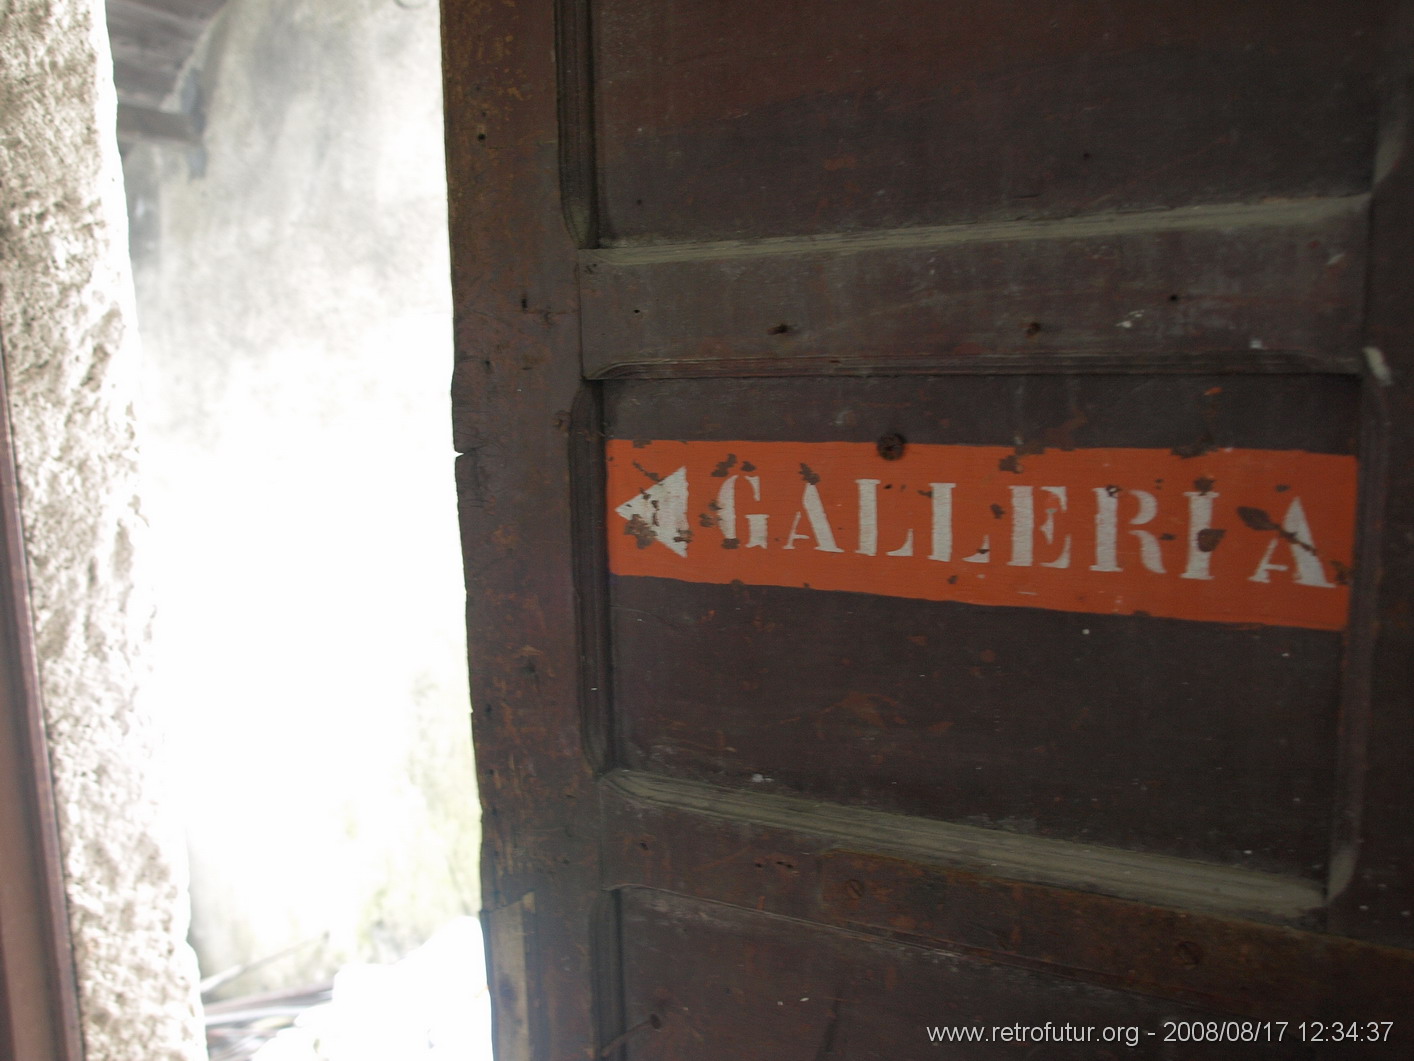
116,102 -> 201,148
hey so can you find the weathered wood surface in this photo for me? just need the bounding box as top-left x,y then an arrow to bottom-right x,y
1325,2 -> 1414,950
444,1 -> 1414,1057
603,375 -> 1355,880
591,0 -> 1385,244
582,199 -> 1367,378
443,1 -> 602,1057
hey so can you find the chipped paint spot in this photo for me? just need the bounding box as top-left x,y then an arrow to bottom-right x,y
608,440 -> 1355,629
1364,345 -> 1393,386
625,514 -> 655,549
710,454 -> 738,478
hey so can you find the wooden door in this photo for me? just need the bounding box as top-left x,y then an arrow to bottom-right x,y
443,2 -> 1414,1056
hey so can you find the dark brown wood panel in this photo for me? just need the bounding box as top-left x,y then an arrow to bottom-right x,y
582,198 -> 1366,378
592,0 -> 1386,244
610,580 -> 1339,877
819,852 -> 1414,1020
1326,4 -> 1414,950
603,769 -> 1323,924
602,375 -> 1358,877
603,372 -> 1360,453
445,0 -> 1414,1056
597,799 -> 1414,1040
443,2 -> 604,1058
617,889 -> 1289,1060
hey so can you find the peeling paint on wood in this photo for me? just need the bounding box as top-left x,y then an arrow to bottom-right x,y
608,440 -> 1356,630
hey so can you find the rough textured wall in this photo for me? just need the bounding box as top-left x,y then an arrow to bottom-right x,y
122,0 -> 477,993
0,1 -> 206,1059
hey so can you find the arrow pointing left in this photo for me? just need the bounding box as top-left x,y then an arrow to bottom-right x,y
614,466 -> 690,557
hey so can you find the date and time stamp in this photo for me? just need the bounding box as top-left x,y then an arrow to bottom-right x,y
1164,1022 -> 1396,1045
926,1020 -> 1397,1048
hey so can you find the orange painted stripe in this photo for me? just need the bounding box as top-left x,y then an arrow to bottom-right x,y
606,440 -> 1357,631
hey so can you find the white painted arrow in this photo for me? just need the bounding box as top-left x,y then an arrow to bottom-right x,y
615,466 -> 690,557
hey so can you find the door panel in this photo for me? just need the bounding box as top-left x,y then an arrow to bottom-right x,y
603,375 -> 1357,878
617,889 -> 1229,1060
592,1 -> 1383,243
580,197 -> 1367,378
443,1 -> 1414,1057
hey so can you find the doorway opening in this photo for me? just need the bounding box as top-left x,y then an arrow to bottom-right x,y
116,1 -> 485,1056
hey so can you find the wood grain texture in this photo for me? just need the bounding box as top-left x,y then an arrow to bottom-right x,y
582,198 -> 1367,378
443,0 -> 602,1056
1326,4 -> 1414,950
610,575 -> 1342,879
603,375 -> 1356,878
617,889 -> 1235,1060
601,793 -> 1413,1041
592,0 -> 1386,244
446,0 -> 1414,1054
606,771 -> 1323,923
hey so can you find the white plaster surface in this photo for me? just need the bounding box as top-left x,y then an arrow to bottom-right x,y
0,1 -> 206,1057
122,0 -> 478,994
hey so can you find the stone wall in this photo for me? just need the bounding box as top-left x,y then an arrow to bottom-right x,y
0,1 -> 206,1058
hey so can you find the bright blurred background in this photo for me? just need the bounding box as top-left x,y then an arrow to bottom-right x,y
117,0 -> 486,1054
